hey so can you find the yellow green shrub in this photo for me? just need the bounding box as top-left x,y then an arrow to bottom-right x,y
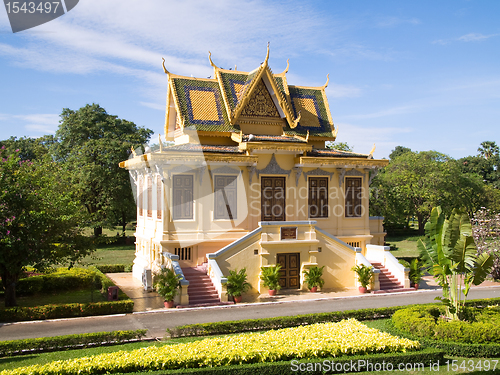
1,319 -> 419,375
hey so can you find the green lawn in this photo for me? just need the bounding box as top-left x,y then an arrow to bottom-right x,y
78,244 -> 136,266
385,235 -> 422,258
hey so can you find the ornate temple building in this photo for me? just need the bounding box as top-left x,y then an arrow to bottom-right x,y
120,46 -> 409,306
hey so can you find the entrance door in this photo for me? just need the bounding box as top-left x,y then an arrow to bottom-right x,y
261,177 -> 286,221
277,253 -> 300,289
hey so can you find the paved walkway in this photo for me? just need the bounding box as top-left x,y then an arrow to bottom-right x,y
106,272 -> 499,311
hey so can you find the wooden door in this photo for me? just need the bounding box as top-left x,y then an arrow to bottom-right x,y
261,177 -> 286,221
277,253 -> 300,289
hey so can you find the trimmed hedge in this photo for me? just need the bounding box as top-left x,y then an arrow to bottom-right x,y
0,330 -> 147,357
95,264 -> 133,273
0,300 -> 134,323
167,306 -> 401,337
392,304 -> 500,344
384,318 -> 500,358
114,348 -> 444,375
16,267 -> 117,296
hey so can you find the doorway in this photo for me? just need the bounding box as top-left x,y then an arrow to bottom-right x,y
277,253 -> 300,289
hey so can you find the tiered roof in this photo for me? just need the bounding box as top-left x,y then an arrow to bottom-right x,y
163,45 -> 337,140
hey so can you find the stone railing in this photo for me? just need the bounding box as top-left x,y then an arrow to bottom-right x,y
207,258 -> 228,302
365,244 -> 410,288
162,252 -> 190,306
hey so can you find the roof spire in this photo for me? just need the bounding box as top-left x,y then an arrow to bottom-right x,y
208,51 -> 219,70
280,59 -> 289,74
162,57 -> 169,75
322,74 -> 329,89
291,110 -> 301,129
263,42 -> 270,67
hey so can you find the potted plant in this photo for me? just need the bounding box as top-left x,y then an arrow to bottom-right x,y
409,258 -> 423,289
260,265 -> 281,296
154,267 -> 182,308
226,268 -> 251,303
351,264 -> 372,293
303,265 -> 325,292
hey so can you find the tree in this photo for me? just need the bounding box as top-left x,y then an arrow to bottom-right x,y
0,148 -> 94,307
418,207 -> 493,320
478,141 -> 499,160
0,135 -> 55,161
389,145 -> 412,160
53,104 -> 153,236
325,141 -> 353,152
373,150 -> 485,234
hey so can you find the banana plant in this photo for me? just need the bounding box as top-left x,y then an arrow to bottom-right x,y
418,207 -> 493,320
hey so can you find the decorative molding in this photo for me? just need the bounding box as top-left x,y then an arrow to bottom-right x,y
256,154 -> 291,178
303,168 -> 335,182
209,165 -> 241,181
155,165 -> 166,184
338,168 -> 365,188
247,165 -> 257,182
199,165 -> 207,186
293,166 -> 303,186
241,79 -> 280,118
368,167 -> 379,185
167,165 -> 205,183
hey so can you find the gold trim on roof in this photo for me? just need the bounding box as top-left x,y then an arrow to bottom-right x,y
281,59 -> 289,74
322,74 -> 329,90
162,57 -> 169,75
208,51 -> 219,70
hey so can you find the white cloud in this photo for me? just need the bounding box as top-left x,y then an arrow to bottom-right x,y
433,32 -> 498,45
14,114 -> 60,134
458,33 -> 498,42
140,102 -> 165,111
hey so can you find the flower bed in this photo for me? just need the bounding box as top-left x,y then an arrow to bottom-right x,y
0,319 -> 419,375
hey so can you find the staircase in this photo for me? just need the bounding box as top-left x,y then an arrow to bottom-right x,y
370,262 -> 413,293
180,264 -> 228,307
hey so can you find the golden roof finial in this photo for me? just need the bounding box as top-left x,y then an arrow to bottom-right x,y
281,59 -> 289,74
333,125 -> 338,138
131,146 -> 137,157
208,51 -> 219,70
305,130 -> 310,142
234,64 -> 237,70
291,110 -> 301,129
263,42 -> 270,67
369,143 -> 376,159
162,58 -> 169,75
322,74 -> 329,89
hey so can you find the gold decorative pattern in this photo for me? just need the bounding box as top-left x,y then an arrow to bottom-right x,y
241,79 -> 280,118
292,97 -> 321,127
189,90 -> 220,121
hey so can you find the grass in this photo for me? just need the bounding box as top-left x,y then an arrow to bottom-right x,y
81,226 -> 136,238
77,243 -> 136,267
385,235 -> 422,258
0,289 -> 106,310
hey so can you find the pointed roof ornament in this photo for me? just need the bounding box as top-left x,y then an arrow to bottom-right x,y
291,110 -> 301,129
263,42 -> 270,68
280,59 -> 290,74
368,143 -> 376,159
322,74 -> 329,89
131,146 -> 137,157
332,125 -> 338,138
162,58 -> 169,75
208,51 -> 219,70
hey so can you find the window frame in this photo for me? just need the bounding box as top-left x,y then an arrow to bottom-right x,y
213,174 -> 238,220
172,174 -> 194,221
345,177 -> 362,218
308,176 -> 329,218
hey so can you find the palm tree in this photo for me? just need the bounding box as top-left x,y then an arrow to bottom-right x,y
478,141 -> 499,160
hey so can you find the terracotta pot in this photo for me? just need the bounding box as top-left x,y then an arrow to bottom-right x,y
164,300 -> 175,308
414,283 -> 419,290
358,286 -> 368,293
310,286 -> 318,293
268,289 -> 277,296
233,295 -> 242,303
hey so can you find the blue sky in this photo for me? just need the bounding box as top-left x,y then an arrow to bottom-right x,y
0,0 -> 498,159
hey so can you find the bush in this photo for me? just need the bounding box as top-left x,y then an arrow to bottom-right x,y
95,264 -> 133,273
0,300 -> 134,322
17,268 -> 102,295
392,304 -> 500,344
0,329 -> 147,356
